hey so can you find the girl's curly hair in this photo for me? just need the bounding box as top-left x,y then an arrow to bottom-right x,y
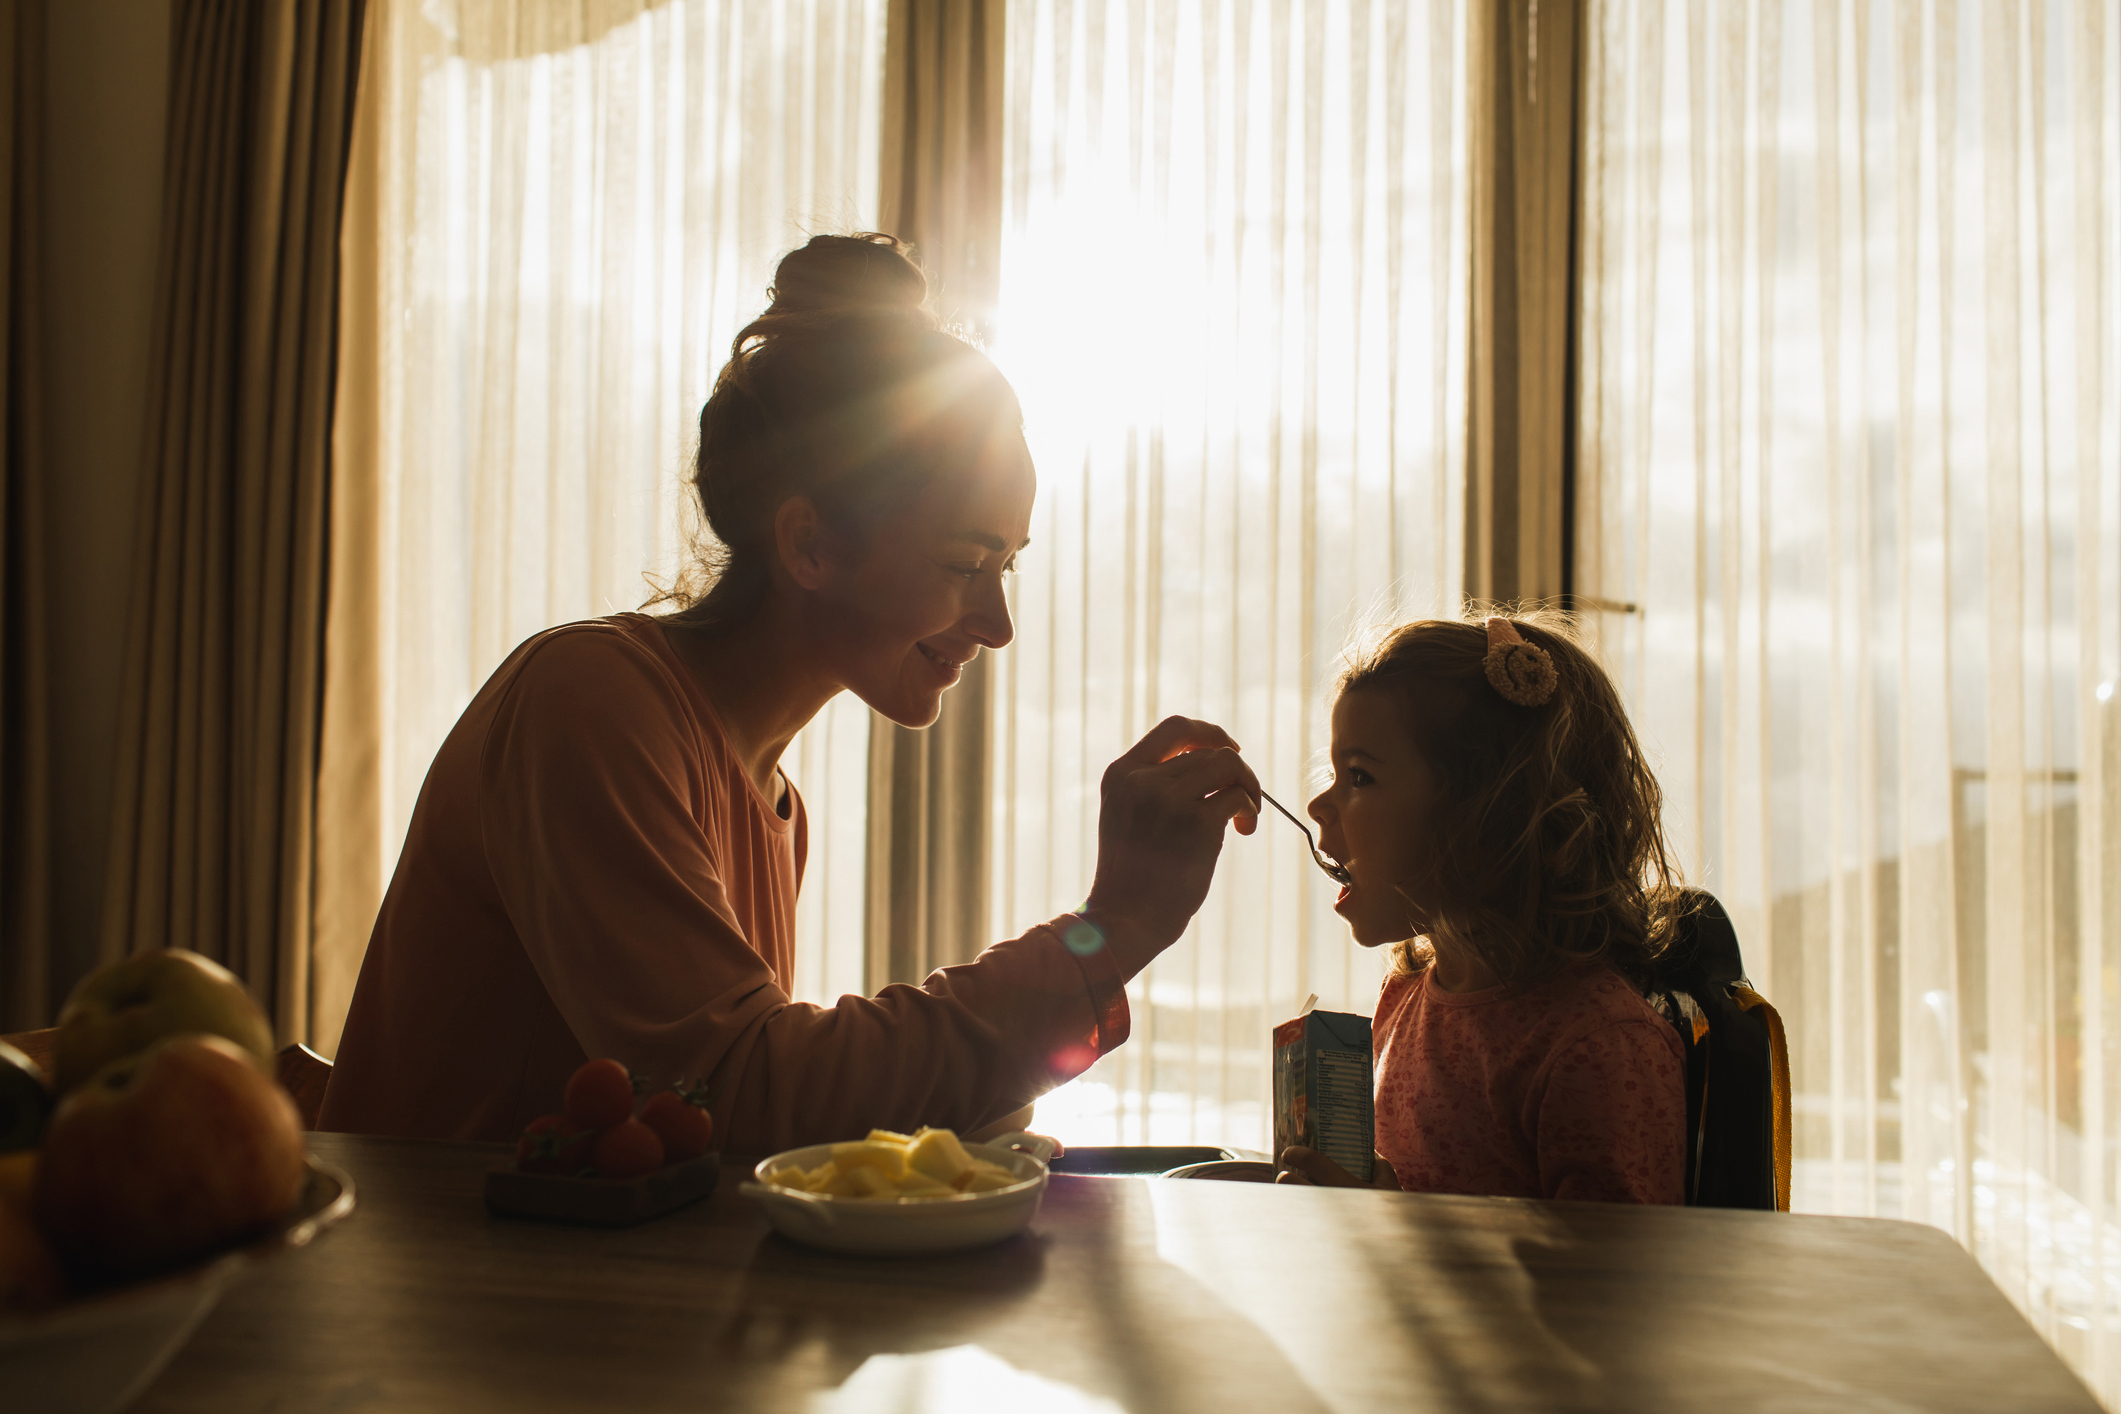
1338,608 -> 1688,994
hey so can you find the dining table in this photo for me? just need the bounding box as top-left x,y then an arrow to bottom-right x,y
126,1130 -> 2101,1413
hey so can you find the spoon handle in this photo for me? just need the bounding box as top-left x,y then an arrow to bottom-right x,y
1254,788 -> 1312,835
1255,790 -> 1351,884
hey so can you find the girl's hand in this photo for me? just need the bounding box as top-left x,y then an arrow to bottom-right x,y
1081,717 -> 1261,974
1275,1146 -> 1403,1190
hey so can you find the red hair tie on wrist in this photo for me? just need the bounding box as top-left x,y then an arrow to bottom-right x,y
1483,618 -> 1559,707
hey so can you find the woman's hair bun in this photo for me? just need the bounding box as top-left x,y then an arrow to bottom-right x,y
668,230 -> 1021,637
766,233 -> 930,320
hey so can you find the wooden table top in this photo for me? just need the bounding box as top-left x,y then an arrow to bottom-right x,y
128,1132 -> 2098,1413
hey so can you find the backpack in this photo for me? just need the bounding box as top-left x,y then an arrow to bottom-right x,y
1647,891 -> 1792,1211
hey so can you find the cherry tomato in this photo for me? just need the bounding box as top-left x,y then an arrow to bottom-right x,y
563,1058 -> 634,1130
592,1118 -> 664,1180
638,1090 -> 714,1161
516,1114 -> 595,1175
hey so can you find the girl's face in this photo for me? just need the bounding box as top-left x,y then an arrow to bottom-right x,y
1307,686 -> 1443,947
807,446 -> 1035,728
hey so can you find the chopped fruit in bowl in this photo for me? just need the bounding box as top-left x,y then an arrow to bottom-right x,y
744,1127 -> 1056,1255
762,1127 -> 1026,1199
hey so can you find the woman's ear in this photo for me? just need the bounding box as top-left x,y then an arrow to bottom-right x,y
772,495 -> 832,590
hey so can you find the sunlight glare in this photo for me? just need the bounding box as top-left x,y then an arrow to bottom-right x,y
991,208 -> 1211,470
808,1345 -> 1124,1414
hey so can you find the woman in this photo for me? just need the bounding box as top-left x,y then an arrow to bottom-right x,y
321,234 -> 1260,1153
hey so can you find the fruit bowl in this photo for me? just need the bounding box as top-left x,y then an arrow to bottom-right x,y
0,1155 -> 355,1414
743,1135 -> 1054,1256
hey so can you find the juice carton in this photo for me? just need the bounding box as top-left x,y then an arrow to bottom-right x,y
1272,1008 -> 1374,1182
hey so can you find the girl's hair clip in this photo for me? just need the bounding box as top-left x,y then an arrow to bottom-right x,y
1483,618 -> 1559,707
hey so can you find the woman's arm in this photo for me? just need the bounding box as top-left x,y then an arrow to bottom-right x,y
480,631 -> 1251,1154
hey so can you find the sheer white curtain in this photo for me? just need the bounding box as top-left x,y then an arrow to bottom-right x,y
989,0 -> 1471,1151
322,0 -> 885,1031
1577,1 -> 2120,1398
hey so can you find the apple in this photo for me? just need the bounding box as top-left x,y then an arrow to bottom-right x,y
54,949 -> 276,1092
34,1033 -> 307,1280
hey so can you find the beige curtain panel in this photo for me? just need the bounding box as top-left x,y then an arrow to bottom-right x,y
100,0 -> 365,1046
1575,1 -> 2119,1399
0,0 -> 52,1029
866,0 -> 1007,988
1466,0 -> 1580,608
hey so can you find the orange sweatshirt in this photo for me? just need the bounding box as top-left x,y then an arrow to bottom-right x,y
319,614 -> 1126,1154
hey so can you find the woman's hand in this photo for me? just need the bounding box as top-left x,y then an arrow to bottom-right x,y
1275,1146 -> 1403,1190
1081,716 -> 1261,974
965,1104 -> 1037,1144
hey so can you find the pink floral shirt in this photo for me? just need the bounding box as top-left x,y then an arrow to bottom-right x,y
1373,964 -> 1685,1204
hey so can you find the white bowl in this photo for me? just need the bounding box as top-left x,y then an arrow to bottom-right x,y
744,1134 -> 1053,1256
0,1156 -> 356,1414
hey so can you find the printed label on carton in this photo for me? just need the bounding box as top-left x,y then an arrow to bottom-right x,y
1272,1010 -> 1374,1182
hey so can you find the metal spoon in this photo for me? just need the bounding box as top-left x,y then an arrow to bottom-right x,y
1255,789 -> 1352,885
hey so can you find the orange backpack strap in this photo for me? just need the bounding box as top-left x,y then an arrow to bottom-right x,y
1732,985 -> 1791,1211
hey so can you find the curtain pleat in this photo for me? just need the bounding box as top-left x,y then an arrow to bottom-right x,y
0,0 -> 52,1030
311,5 -> 383,1056
992,0 -> 1470,1149
1578,1 -> 2120,1399
100,0 -> 365,1044
867,0 -> 1006,987
883,0 -> 1005,333
1467,0 -> 1581,607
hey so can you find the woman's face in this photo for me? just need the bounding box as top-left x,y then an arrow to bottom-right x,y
1307,687 -> 1443,947
808,446 -> 1035,728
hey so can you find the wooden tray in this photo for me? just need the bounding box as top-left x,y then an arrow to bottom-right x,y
483,1155 -> 721,1227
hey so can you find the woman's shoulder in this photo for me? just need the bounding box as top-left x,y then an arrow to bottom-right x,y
479,615 -> 717,750
507,613 -> 673,671
495,615 -> 690,701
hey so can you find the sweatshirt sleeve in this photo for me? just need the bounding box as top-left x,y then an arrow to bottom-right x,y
478,628 -> 1128,1156
1534,1020 -> 1687,1204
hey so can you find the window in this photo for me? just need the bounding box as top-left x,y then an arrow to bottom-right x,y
990,0 -> 1471,1149
1577,2 -> 2120,1393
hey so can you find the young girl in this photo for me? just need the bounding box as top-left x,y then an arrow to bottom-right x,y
1279,613 -> 1687,1204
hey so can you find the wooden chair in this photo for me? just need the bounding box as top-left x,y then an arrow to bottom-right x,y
1,1027 -> 333,1131
273,1043 -> 333,1130
0,1026 -> 56,1077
